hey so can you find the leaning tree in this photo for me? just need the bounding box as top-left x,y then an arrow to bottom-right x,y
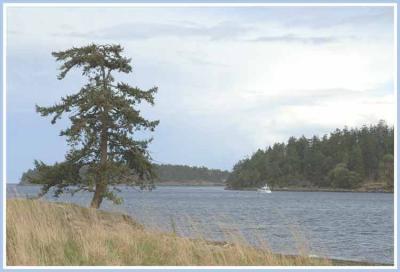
36,44 -> 159,208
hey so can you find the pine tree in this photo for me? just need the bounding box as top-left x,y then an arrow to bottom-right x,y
225,122 -> 393,190
36,44 -> 159,208
348,144 -> 364,175
380,154 -> 394,188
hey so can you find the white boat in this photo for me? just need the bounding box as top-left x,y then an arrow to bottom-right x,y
257,184 -> 272,193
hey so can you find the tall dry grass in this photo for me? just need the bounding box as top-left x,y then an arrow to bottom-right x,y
6,199 -> 332,266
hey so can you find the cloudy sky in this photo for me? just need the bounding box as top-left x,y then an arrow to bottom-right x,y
5,5 -> 395,182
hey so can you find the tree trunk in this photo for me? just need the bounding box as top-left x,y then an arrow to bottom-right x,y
90,65 -> 109,209
90,182 -> 105,208
90,122 -> 108,209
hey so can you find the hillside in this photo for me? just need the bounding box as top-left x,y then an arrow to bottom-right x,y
7,199 -> 339,266
226,121 -> 394,192
154,164 -> 229,185
20,163 -> 230,186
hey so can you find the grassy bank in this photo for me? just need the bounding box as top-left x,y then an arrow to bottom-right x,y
6,199 -> 382,266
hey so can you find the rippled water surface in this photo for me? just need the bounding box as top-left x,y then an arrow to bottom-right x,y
7,185 -> 394,264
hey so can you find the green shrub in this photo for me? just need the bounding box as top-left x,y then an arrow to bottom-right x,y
328,163 -> 362,189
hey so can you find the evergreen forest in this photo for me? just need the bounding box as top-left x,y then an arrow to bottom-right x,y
226,121 -> 394,190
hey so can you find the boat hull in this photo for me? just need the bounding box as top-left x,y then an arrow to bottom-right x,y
257,189 -> 272,193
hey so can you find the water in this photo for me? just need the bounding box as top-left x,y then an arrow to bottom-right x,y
7,184 -> 394,264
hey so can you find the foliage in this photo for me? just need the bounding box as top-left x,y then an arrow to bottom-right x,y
27,160 -> 82,197
380,154 -> 394,188
227,121 -> 394,190
327,163 -> 362,189
34,44 -> 158,208
21,163 -> 230,187
154,164 -> 230,183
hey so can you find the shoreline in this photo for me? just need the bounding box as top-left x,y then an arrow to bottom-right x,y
155,182 -> 224,186
10,183 -> 393,193
225,187 -> 394,193
201,240 -> 391,266
7,199 -> 392,266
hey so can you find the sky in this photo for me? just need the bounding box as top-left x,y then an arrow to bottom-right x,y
5,5 -> 395,182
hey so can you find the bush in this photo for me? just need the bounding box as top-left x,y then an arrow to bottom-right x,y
380,154 -> 394,188
328,163 -> 362,189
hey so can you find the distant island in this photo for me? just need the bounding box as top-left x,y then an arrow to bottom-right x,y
19,121 -> 393,193
153,164 -> 229,186
20,163 -> 230,187
226,121 -> 394,193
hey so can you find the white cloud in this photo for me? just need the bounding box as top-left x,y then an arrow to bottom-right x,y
6,6 -> 395,176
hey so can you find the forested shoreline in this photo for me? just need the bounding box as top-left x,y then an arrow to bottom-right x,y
154,164 -> 229,184
19,121 -> 394,192
20,163 -> 230,186
226,121 -> 394,192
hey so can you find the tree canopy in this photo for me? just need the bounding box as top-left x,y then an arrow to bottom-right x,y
21,163 -> 230,187
34,44 -> 159,208
226,121 -> 394,190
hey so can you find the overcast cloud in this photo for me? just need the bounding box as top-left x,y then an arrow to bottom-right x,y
5,6 -> 395,182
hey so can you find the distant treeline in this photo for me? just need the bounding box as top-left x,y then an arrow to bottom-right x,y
226,121 -> 394,190
20,163 -> 230,185
154,164 -> 229,183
